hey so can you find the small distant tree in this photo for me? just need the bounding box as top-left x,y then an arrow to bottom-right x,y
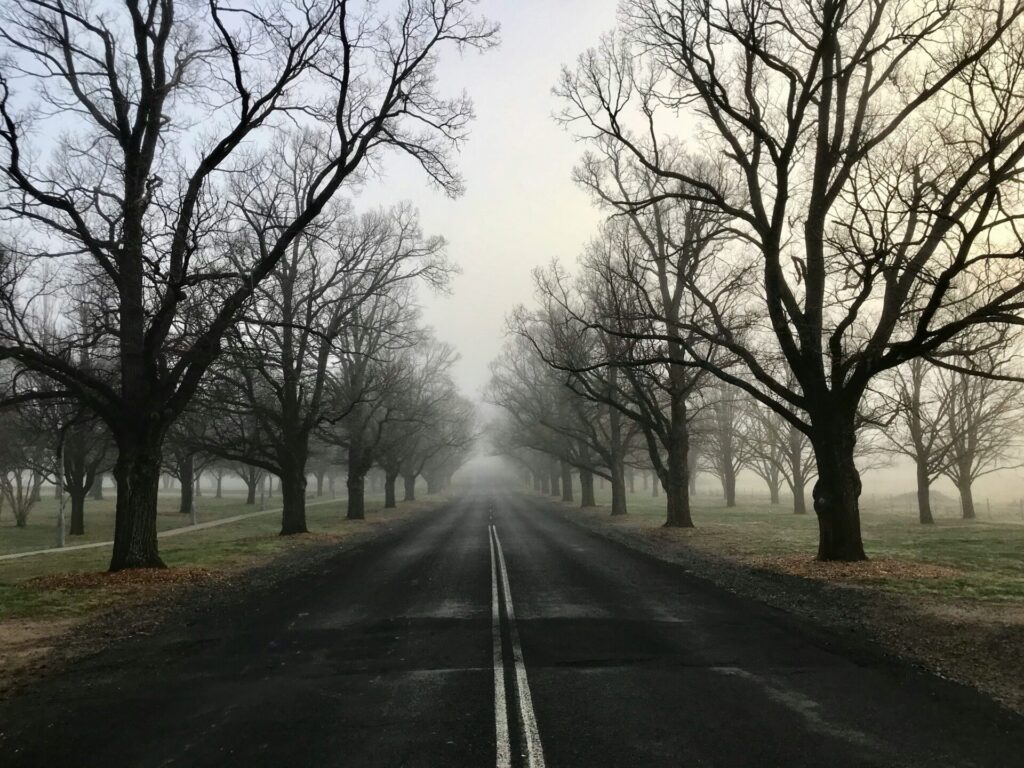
938,358 -> 1023,519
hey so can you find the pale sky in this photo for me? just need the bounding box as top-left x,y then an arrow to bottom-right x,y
361,0 -> 620,398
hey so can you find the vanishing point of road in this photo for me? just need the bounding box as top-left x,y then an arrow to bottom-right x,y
2,491 -> 1022,767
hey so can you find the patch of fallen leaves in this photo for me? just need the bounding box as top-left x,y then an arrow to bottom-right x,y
744,554 -> 960,582
28,566 -> 226,591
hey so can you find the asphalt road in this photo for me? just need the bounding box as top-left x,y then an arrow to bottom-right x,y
2,491 -> 1023,767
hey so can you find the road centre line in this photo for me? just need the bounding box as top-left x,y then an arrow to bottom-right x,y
489,524 -> 513,768
490,523 -> 546,768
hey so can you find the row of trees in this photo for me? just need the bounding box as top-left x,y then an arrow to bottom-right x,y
494,0 -> 1024,560
0,0 -> 494,568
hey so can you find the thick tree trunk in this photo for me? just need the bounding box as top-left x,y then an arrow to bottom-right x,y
178,455 -> 194,515
549,467 -> 560,497
246,480 -> 257,505
315,471 -> 325,498
540,472 -> 551,495
579,469 -> 596,508
90,474 -> 104,500
721,463 -> 736,507
110,448 -> 165,570
958,478 -> 976,520
792,481 -> 807,515
610,461 -> 627,517
194,470 -> 203,497
810,413 -> 867,561
916,459 -> 934,525
663,404 -> 693,528
69,487 -> 87,536
384,469 -> 398,509
280,465 -> 309,535
347,469 -> 366,520
403,473 -> 417,501
768,477 -> 781,506
426,474 -> 442,495
561,462 -> 573,502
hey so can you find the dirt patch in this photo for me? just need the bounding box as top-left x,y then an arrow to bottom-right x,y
0,618 -> 81,697
30,566 -> 225,591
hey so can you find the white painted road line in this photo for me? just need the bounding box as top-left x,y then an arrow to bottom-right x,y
490,524 -> 546,768
489,525 -> 513,768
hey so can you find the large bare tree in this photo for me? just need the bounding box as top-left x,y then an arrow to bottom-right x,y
0,0 -> 496,568
557,0 -> 1024,559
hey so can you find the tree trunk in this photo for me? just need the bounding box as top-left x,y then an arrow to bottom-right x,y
628,469 -> 635,493
540,472 -> 551,495
110,447 -> 165,570
579,469 -> 596,508
663,402 -> 693,527
561,462 -> 573,502
215,474 -> 222,499
69,486 -> 87,536
403,473 -> 417,501
90,474 -> 104,500
280,464 -> 308,535
722,463 -> 736,507
315,471 -> 325,498
610,461 -> 627,516
549,467 -> 560,497
194,470 -> 203,497
651,469 -> 659,497
916,459 -> 934,525
384,469 -> 398,509
178,455 -> 194,515
768,476 -> 781,506
426,474 -> 442,495
245,479 -> 257,505
958,477 -> 976,520
810,413 -> 867,561
347,469 -> 366,520
792,481 -> 807,515
532,473 -> 541,493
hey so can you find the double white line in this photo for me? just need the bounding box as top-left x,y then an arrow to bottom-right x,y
489,524 -> 545,768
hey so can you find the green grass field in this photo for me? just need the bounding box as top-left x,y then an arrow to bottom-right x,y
0,488 -> 442,622
572,486 -> 1024,603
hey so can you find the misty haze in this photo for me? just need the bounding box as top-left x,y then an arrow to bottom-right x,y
2,0 -> 1024,766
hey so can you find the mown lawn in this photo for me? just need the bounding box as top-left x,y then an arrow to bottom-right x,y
571,488 -> 1024,602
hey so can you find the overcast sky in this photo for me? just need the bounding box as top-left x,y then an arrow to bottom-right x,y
361,0 -> 620,398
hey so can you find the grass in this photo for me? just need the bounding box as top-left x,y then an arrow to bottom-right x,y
0,489 -> 444,622
0,490 -> 292,556
573,487 -> 1024,603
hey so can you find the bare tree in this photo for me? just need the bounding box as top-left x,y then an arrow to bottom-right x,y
0,0 -> 496,569
938,357 -> 1024,519
879,361 -> 951,524
557,0 -> 1024,559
